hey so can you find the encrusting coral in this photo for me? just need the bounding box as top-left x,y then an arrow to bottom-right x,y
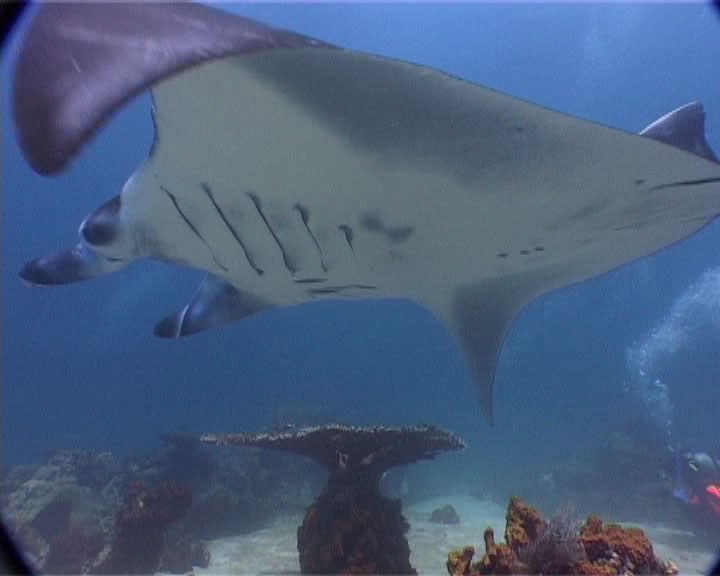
447,497 -> 679,576
505,496 -> 544,553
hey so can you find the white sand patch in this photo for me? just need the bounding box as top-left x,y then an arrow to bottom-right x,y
405,496 -> 506,575
195,513 -> 303,575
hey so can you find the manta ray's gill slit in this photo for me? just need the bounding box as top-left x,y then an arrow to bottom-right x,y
246,192 -> 297,275
649,176 -> 720,191
200,183 -> 264,276
160,185 -> 229,272
294,278 -> 326,284
294,203 -> 328,272
338,224 -> 354,252
309,284 -> 377,296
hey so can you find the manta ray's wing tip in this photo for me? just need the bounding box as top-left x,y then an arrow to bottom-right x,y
13,2 -> 334,174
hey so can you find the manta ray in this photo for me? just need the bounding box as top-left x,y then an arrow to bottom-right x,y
13,3 -> 720,423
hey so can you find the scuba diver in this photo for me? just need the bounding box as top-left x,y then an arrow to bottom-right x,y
674,451 -> 720,521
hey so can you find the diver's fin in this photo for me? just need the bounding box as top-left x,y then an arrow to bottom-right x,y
154,274 -> 273,338
640,102 -> 719,163
19,243 -> 127,285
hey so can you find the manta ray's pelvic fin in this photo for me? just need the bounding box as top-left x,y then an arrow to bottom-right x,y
640,102 -> 719,163
154,274 -> 274,338
19,243 -> 128,286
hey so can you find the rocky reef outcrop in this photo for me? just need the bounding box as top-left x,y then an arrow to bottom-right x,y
431,504 -> 461,525
1,436 -> 323,574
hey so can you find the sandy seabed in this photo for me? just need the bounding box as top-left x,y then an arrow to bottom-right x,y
194,496 -> 717,575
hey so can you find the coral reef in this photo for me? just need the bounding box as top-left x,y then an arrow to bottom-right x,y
44,528 -> 105,574
517,507 -> 584,574
203,424 -> 465,574
2,439 -> 327,573
504,496 -> 544,553
480,528 -> 517,574
431,504 -> 460,525
578,514 -> 659,575
1,451 -> 124,572
448,546 -> 476,575
447,529 -> 517,575
297,480 -> 414,574
97,480 -> 192,574
447,497 -> 679,576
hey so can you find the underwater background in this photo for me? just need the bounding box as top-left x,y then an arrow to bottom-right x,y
2,1 -> 720,553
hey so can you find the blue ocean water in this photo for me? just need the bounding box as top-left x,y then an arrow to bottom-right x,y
1,2 -> 720,533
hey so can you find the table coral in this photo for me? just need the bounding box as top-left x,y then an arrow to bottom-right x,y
203,424 -> 464,575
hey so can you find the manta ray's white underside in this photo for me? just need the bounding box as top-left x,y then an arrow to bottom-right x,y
14,4 -> 720,422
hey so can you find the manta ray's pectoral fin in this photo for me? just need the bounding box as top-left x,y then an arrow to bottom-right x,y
19,243 -> 128,286
447,269 -> 557,425
13,3 -> 333,175
640,102 -> 719,163
154,274 -> 274,338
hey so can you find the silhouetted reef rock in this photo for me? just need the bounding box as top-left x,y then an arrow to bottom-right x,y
431,504 -> 461,525
97,480 -> 192,573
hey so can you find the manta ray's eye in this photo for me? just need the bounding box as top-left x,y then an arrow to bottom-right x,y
79,195 -> 122,247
